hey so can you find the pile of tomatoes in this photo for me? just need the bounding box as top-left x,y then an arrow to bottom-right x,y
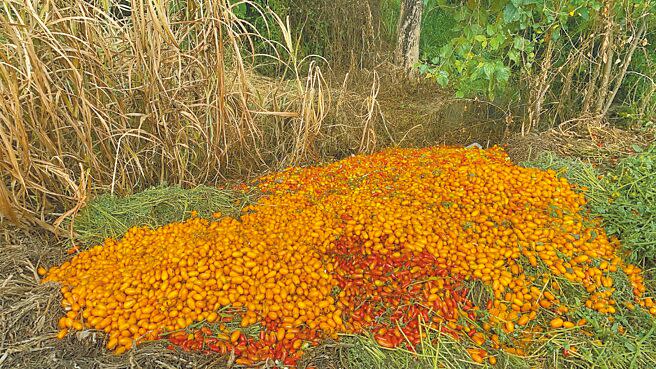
43,146 -> 655,366
165,326 -> 315,366
332,235 -> 476,348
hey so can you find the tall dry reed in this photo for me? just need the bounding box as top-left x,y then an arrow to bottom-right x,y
0,0 -> 380,230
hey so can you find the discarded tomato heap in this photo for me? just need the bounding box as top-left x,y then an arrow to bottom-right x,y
44,147 -> 655,366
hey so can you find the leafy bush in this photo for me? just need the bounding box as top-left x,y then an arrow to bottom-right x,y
418,0 -> 655,128
419,0 -> 585,99
523,145 -> 656,265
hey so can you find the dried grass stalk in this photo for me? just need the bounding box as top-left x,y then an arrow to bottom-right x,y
0,0 -> 342,230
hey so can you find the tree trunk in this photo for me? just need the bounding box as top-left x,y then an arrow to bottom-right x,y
395,0 -> 423,71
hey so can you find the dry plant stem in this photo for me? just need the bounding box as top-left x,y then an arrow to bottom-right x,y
0,180 -> 18,225
601,20 -> 647,117
522,0 -> 652,129
286,0 -> 382,69
554,53 -> 578,122
0,0 -> 341,230
581,20 -> 605,114
526,36 -> 554,135
359,71 -> 381,153
594,2 -> 615,116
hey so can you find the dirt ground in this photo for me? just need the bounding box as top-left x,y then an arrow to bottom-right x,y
339,69 -> 510,151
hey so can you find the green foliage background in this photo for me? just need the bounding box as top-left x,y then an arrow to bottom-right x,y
416,0 -> 655,126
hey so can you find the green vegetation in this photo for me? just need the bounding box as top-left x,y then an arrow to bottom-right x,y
228,0 -> 654,130
418,0 -> 656,129
337,301 -> 656,368
338,333 -> 473,369
523,145 -> 656,266
71,185 -> 252,246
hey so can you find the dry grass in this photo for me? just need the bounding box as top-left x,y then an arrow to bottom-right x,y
506,119 -> 656,166
0,0 -> 387,232
0,0 -> 503,234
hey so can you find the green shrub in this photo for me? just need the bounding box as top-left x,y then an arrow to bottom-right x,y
417,0 -> 655,129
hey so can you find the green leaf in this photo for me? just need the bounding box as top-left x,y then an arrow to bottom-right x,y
454,59 -> 464,73
439,44 -> 454,59
436,70 -> 449,87
495,64 -> 511,82
490,37 -> 500,50
579,8 -> 590,20
483,62 -> 495,79
508,50 -> 520,63
503,3 -> 520,23
624,341 -> 636,351
486,24 -> 495,36
470,65 -> 482,81
513,36 -> 529,51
